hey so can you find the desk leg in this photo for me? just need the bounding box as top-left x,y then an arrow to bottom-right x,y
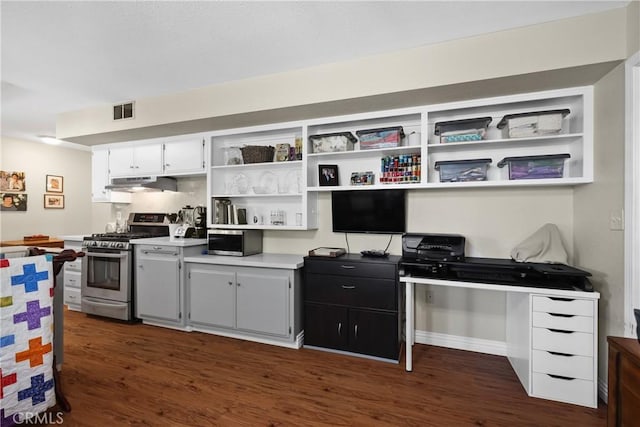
406,281 -> 414,371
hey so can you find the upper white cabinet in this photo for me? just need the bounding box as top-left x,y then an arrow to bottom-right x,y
304,86 -> 592,191
109,143 -> 163,177
91,148 -> 131,203
163,138 -> 206,175
209,123 -> 317,230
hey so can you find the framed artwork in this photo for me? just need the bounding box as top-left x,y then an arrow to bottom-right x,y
1,193 -> 27,211
318,165 -> 339,186
46,175 -> 63,193
0,171 -> 26,192
44,194 -> 64,209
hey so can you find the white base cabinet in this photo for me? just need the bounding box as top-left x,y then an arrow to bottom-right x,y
134,244 -> 205,329
507,293 -> 599,408
186,262 -> 302,347
62,239 -> 84,311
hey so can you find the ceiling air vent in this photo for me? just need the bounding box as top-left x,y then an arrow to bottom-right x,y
113,101 -> 134,121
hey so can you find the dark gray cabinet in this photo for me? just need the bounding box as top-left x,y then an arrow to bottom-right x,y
303,254 -> 402,361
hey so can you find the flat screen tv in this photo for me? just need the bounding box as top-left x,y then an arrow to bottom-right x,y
331,189 -> 406,234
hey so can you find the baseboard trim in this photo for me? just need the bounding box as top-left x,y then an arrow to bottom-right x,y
414,330 -> 507,356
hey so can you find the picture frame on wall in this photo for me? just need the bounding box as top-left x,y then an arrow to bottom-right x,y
44,194 -> 64,209
46,175 -> 63,193
1,193 -> 27,211
0,171 -> 26,192
318,164 -> 339,186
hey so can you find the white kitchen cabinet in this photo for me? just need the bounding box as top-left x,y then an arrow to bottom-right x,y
209,124 -> 317,230
185,260 -> 302,346
134,243 -> 205,329
91,148 -> 131,203
109,143 -> 163,177
163,138 -> 206,175
63,239 -> 84,311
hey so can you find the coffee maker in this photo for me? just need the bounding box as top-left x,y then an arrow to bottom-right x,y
174,205 -> 207,238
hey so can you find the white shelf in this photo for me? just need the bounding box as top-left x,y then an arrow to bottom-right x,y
210,224 -> 308,231
426,133 -> 583,150
211,193 -> 302,198
211,160 -> 302,170
307,145 -> 419,158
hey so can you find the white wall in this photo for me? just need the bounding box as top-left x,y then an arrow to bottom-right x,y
574,63 -> 626,384
57,7 -> 629,140
0,138 -> 93,240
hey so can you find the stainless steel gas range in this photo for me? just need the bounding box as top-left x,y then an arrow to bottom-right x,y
81,213 -> 170,321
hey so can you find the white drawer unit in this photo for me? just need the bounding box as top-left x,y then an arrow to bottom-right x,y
64,287 -> 82,311
532,372 -> 595,408
63,271 -> 81,289
63,239 -> 84,311
528,294 -> 598,408
532,295 -> 594,316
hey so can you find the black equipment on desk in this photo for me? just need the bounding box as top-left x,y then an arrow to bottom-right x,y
400,233 -> 593,292
402,233 -> 465,262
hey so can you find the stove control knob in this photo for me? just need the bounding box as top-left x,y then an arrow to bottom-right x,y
91,241 -> 98,247
116,242 -> 125,249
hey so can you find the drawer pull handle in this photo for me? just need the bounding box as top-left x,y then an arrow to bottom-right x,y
547,328 -> 573,334
340,265 -> 356,269
548,351 -> 573,357
547,374 -> 575,381
337,322 -> 342,336
549,313 -> 575,318
548,297 -> 574,302
341,285 -> 356,290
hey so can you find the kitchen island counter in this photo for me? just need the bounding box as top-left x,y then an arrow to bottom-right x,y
185,253 -> 304,270
131,236 -> 207,248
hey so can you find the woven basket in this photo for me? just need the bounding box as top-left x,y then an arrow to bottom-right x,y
240,145 -> 275,164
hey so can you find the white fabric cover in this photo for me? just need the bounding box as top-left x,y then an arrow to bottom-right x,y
510,223 -> 568,264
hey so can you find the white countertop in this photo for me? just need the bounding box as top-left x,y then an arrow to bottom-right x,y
184,253 -> 304,269
130,236 -> 208,248
61,234 -> 90,242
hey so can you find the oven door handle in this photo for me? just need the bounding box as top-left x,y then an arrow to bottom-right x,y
85,251 -> 128,259
82,296 -> 126,307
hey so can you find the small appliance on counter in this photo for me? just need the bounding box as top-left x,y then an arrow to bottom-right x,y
208,229 -> 262,256
174,205 -> 207,238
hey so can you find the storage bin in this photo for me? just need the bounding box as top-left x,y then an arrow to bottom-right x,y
497,109 -> 570,138
309,132 -> 356,153
497,154 -> 570,180
434,158 -> 492,182
240,145 -> 275,164
434,117 -> 492,144
356,126 -> 404,150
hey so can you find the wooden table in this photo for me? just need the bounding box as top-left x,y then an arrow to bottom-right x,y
0,237 -> 64,248
607,336 -> 640,426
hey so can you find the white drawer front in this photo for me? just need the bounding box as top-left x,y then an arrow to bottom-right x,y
64,287 -> 81,306
532,350 -> 593,380
532,372 -> 595,408
64,271 -> 81,289
532,312 -> 594,333
532,296 -> 593,316
532,327 -> 593,356
65,259 -> 82,271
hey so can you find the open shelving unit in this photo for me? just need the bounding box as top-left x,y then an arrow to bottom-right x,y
206,86 -> 593,229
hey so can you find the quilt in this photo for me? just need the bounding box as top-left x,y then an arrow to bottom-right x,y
0,255 -> 56,426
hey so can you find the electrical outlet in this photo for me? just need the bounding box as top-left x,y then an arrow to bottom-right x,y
609,209 -> 624,231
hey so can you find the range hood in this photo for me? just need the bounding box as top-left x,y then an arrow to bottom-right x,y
105,176 -> 177,192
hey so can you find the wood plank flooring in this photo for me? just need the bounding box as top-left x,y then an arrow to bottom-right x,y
53,310 -> 607,426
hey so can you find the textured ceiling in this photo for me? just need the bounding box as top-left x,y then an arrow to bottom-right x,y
0,1 -> 630,146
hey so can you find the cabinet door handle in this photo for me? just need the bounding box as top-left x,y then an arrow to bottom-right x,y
165,163 -> 171,167
228,281 -> 233,286
340,265 -> 355,269
237,282 -> 241,287
337,322 -> 342,336
354,324 -> 358,339
341,285 -> 356,290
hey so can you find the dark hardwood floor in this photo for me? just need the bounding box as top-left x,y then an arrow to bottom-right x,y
54,309 -> 607,426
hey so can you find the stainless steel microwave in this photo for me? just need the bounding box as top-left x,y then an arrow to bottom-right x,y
207,229 -> 263,256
